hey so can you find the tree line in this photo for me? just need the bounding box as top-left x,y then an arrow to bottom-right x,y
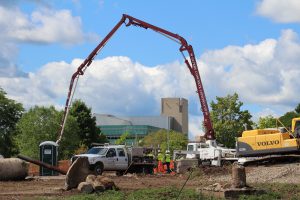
1,87 -> 300,158
0,88 -> 107,159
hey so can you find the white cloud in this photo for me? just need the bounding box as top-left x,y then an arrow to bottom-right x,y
2,29 -> 300,138
0,56 -> 194,115
200,29 -> 300,111
0,4 -> 98,77
188,115 -> 204,140
0,55 -> 204,140
0,42 -> 27,77
256,0 -> 300,23
0,6 -> 95,44
252,108 -> 279,123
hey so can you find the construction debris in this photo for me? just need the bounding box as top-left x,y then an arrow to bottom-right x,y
199,163 -> 265,199
0,158 -> 28,181
77,174 -> 118,194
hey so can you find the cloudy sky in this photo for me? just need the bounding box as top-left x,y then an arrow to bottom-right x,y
1,0 -> 300,140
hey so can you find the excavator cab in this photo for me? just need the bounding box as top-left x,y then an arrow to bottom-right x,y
292,118 -> 300,138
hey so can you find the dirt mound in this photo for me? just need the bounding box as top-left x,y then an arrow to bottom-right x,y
198,165 -> 231,176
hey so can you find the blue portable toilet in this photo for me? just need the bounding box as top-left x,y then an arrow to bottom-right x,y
39,141 -> 58,176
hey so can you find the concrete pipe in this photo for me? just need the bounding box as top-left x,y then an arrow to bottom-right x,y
0,158 -> 28,181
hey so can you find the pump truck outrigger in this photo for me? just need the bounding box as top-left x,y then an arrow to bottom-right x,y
55,14 -> 223,172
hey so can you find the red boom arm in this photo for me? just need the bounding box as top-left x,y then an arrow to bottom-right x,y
56,14 -> 215,144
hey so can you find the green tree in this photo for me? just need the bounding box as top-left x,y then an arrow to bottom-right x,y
115,132 -> 129,145
0,88 -> 24,157
295,103 -> 300,114
210,93 -> 253,148
16,106 -> 81,159
70,99 -> 108,147
142,129 -> 188,154
279,111 -> 300,129
257,115 -> 277,129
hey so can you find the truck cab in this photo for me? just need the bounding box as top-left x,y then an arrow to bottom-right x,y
186,142 -> 210,159
72,144 -> 129,175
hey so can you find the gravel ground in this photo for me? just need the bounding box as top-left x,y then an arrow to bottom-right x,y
207,161 -> 300,184
1,161 -> 300,199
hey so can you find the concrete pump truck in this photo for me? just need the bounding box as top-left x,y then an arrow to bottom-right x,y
56,14 -> 300,173
54,14 -> 227,173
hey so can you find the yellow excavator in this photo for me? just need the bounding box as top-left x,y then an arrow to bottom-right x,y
237,118 -> 300,157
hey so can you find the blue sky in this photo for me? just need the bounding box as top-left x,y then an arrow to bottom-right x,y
1,0 -> 300,139
17,0 -> 299,71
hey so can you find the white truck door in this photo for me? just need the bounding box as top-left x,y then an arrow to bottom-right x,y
105,148 -> 117,170
115,148 -> 129,170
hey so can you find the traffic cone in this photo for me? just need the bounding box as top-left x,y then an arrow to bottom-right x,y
158,161 -> 164,173
170,160 -> 174,170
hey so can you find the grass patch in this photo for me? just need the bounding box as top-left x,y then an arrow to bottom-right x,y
236,183 -> 300,200
37,183 -> 300,200
238,193 -> 281,200
66,190 -> 125,200
58,187 -> 219,200
248,183 -> 300,200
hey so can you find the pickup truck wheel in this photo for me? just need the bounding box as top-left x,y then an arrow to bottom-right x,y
94,163 -> 103,175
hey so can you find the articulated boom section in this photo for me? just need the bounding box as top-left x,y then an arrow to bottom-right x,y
56,14 -> 215,144
56,16 -> 126,144
182,46 -> 215,140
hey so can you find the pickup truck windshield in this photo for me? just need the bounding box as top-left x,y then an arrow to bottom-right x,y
87,147 -> 108,155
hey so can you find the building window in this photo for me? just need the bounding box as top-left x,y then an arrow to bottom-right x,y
179,105 -> 183,113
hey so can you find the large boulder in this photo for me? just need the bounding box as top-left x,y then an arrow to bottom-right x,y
65,157 -> 94,190
0,158 -> 28,181
86,175 -> 105,192
77,182 -> 94,194
98,176 -> 119,190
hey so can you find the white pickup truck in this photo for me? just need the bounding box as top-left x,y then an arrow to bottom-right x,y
71,144 -> 155,175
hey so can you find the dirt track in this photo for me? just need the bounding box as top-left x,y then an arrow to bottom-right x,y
0,173 -> 205,199
1,162 -> 300,199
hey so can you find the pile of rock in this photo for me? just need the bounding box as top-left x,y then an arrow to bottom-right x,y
203,183 -> 231,192
200,163 -> 265,199
65,157 -> 119,193
78,175 -> 118,194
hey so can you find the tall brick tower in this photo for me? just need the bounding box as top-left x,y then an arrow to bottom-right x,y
161,98 -> 188,134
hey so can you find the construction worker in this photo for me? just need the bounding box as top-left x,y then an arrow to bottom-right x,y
157,149 -> 164,173
144,149 -> 154,174
146,149 -> 154,163
165,150 -> 171,173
